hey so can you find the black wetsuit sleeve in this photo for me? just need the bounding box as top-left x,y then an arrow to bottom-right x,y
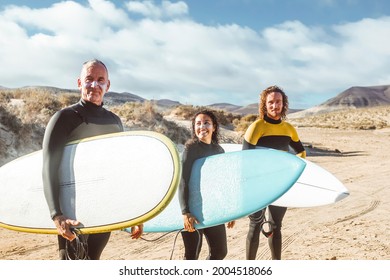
242,139 -> 256,150
289,139 -> 305,154
112,113 -> 124,131
42,110 -> 80,219
179,147 -> 192,214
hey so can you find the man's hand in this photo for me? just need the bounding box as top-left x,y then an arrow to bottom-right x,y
53,215 -> 80,241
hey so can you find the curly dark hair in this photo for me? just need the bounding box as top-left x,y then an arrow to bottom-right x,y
187,109 -> 220,146
259,85 -> 289,120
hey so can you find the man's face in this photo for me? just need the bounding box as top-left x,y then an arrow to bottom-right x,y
265,91 -> 283,120
77,63 -> 110,106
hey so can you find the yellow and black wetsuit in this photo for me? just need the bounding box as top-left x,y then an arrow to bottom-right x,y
243,114 -> 305,260
42,99 -> 123,260
243,114 -> 305,155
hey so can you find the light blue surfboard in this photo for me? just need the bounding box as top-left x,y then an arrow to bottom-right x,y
131,149 -> 306,233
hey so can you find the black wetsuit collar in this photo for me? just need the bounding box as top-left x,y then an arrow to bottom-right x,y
195,139 -> 212,147
264,114 -> 282,124
79,98 -> 104,110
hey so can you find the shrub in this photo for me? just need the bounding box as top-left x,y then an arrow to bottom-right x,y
111,101 -> 191,144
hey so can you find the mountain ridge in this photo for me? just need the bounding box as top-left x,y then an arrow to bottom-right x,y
2,84 -> 390,117
289,84 -> 390,118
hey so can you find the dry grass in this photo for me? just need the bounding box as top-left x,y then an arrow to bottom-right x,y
289,106 -> 390,130
232,114 -> 258,133
111,101 -> 190,144
1,89 -> 73,161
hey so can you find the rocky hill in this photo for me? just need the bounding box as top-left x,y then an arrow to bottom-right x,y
289,85 -> 390,118
325,85 -> 390,107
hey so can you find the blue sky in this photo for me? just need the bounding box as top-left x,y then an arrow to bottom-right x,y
1,0 -> 389,108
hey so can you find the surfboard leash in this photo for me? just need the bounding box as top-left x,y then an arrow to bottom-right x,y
139,229 -> 181,242
128,228 -> 203,260
138,229 -> 185,260
168,229 -> 202,260
248,210 -> 276,238
261,220 -> 276,238
65,229 -> 90,260
170,229 -> 185,260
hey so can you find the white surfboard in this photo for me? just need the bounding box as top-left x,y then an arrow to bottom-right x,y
221,143 -> 349,207
0,131 -> 181,234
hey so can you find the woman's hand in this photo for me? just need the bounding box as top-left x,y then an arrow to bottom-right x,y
227,220 -> 236,229
130,224 -> 144,239
183,213 -> 199,232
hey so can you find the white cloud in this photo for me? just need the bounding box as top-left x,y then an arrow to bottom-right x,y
125,0 -> 188,19
162,0 -> 188,17
0,0 -> 389,108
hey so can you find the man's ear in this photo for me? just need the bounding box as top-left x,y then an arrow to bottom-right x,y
106,80 -> 111,92
77,78 -> 82,90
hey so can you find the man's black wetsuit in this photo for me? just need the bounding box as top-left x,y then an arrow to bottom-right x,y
42,99 -> 123,260
243,114 -> 305,260
178,140 -> 228,260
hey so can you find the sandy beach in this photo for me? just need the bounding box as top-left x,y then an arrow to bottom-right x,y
0,127 -> 389,260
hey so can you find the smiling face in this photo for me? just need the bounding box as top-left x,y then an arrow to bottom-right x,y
265,91 -> 283,120
77,62 -> 110,106
194,113 -> 216,144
